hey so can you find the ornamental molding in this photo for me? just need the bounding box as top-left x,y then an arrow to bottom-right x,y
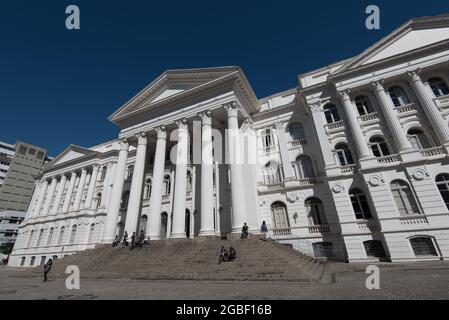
411,169 -> 430,181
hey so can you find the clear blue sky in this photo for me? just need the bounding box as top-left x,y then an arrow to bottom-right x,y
1,0 -> 448,156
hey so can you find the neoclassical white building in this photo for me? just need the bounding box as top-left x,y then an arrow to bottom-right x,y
10,14 -> 449,267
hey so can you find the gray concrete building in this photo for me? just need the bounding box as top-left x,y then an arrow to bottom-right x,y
0,141 -> 50,212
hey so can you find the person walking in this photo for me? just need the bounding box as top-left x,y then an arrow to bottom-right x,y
43,259 -> 53,282
260,221 -> 269,241
123,231 -> 129,247
241,223 -> 249,239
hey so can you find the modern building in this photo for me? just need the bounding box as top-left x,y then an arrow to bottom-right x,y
0,210 -> 25,246
9,14 -> 449,267
0,141 -> 50,212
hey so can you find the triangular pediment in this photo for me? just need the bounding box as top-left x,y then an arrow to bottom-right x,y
109,67 -> 243,123
337,14 -> 449,73
48,145 -> 97,167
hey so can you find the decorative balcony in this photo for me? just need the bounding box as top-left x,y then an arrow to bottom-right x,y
394,103 -> 416,114
420,146 -> 446,158
399,215 -> 428,225
308,224 -> 331,234
358,112 -> 380,123
376,154 -> 401,165
340,165 -> 357,174
434,94 -> 449,110
294,177 -> 316,186
289,139 -> 308,148
356,220 -> 381,232
272,228 -> 292,237
325,121 -> 345,133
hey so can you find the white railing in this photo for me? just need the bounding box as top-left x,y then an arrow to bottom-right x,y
420,146 -> 445,157
359,112 -> 379,123
266,182 -> 285,190
295,178 -> 316,186
356,220 -> 381,231
290,139 -> 308,147
325,121 -> 344,131
377,154 -> 400,164
434,95 -> 449,109
395,103 -> 415,114
308,224 -> 331,234
272,228 -> 292,237
341,165 -> 357,174
399,215 -> 428,225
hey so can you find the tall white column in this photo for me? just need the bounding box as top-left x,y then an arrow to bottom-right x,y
103,139 -> 130,243
339,90 -> 372,159
104,162 -> 116,209
124,133 -> 148,235
199,111 -> 216,236
275,122 -> 294,178
52,175 -> 67,215
85,166 -> 99,209
42,177 -> 57,216
73,169 -> 88,212
225,101 -> 248,233
62,172 -> 77,213
147,127 -> 167,240
372,81 -> 413,151
33,180 -> 49,218
408,70 -> 449,145
171,119 -> 189,239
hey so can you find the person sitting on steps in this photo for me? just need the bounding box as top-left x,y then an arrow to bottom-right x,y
241,223 -> 249,239
229,247 -> 237,262
218,246 -> 229,264
112,235 -> 119,248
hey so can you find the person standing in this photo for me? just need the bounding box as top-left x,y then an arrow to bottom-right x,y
123,231 -> 129,247
43,259 -> 53,282
260,221 -> 269,241
130,232 -> 136,250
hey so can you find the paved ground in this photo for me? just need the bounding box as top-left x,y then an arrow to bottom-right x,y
1,262 -> 449,300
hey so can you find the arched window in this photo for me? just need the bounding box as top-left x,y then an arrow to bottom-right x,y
294,155 -> 315,179
369,137 -> 391,158
289,123 -> 305,141
20,257 -> 26,266
96,192 -> 102,209
323,104 -> 340,124
69,225 -> 77,244
100,166 -> 107,181
261,128 -> 275,149
88,224 -> 96,243
305,197 -> 327,226
335,143 -> 354,166
127,165 -> 134,180
355,95 -> 374,116
410,237 -> 438,256
363,240 -> 387,258
121,191 -> 130,209
187,171 -> 193,191
144,178 -> 152,199
47,228 -> 54,246
27,230 -> 35,248
141,215 -> 148,234
160,213 -> 168,239
390,180 -> 421,216
58,227 -> 65,245
263,161 -> 283,185
30,256 -> 36,266
40,256 -> 47,266
271,202 -> 290,229
349,189 -> 372,219
428,77 -> 449,97
36,229 -> 44,247
388,86 -> 410,107
163,175 -> 171,196
407,128 -> 432,150
436,174 -> 449,210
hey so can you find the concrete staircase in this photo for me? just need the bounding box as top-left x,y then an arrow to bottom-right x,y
25,238 -> 327,282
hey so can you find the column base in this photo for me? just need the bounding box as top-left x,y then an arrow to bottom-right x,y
170,232 -> 187,239
147,234 -> 161,241
199,230 -> 217,237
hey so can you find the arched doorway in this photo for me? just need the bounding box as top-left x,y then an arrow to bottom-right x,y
140,215 -> 148,234
160,213 -> 168,239
185,209 -> 191,238
271,202 -> 290,229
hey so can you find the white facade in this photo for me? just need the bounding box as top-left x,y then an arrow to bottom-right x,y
9,14 -> 449,267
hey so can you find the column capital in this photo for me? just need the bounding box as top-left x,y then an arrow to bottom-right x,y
309,102 -> 323,113
199,111 -> 212,126
407,69 -> 422,82
92,165 -> 100,172
136,132 -> 148,146
120,138 -> 130,150
155,126 -> 167,140
224,101 -> 240,118
338,89 -> 352,101
371,80 -> 385,92
175,118 -> 189,131
274,121 -> 286,130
